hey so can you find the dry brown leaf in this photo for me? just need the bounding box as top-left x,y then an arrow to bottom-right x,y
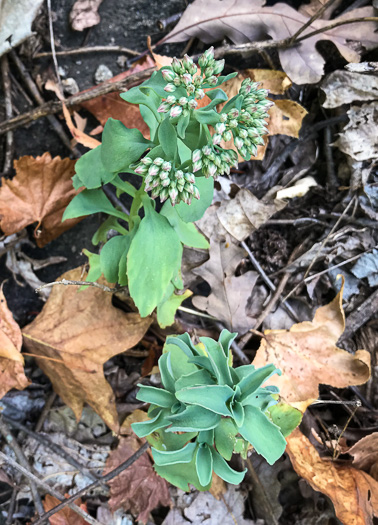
147,36 -> 173,69
286,428 -> 378,525
245,69 -> 292,94
348,433 -> 378,480
321,71 -> 378,108
299,0 -> 341,19
103,434 -> 171,523
22,268 -> 152,431
164,0 -> 378,84
192,236 -> 258,334
69,0 -> 103,31
43,494 -> 90,525
62,104 -> 101,149
80,57 -> 155,138
252,281 -> 371,411
0,153 -> 80,247
0,289 -> 29,399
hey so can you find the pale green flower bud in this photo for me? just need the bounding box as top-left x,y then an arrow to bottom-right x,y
184,172 -> 195,184
157,102 -> 170,113
215,122 -> 226,134
187,84 -> 196,94
164,83 -> 176,93
212,134 -> 222,146
134,163 -> 148,175
179,97 -> 188,106
166,95 -> 176,105
182,73 -> 192,85
170,105 -> 183,118
169,186 -> 178,204
193,160 -> 202,172
161,177 -> 171,187
220,113 -> 228,123
239,128 -> 248,139
148,164 -> 160,176
175,169 -> 184,180
182,54 -> 194,71
228,108 -> 239,119
140,156 -> 152,166
222,130 -> 232,142
194,88 -> 205,99
213,59 -> 225,75
161,69 -> 176,82
171,57 -> 184,74
188,99 -> 198,109
192,185 -> 200,200
162,161 -> 172,172
229,119 -> 238,128
153,157 -> 164,166
159,188 -> 169,202
235,137 -> 244,150
173,76 -> 181,87
207,75 -> 218,86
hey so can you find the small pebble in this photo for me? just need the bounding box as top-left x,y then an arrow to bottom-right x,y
117,55 -> 127,68
94,64 -> 113,84
62,78 -> 79,95
58,66 -> 66,77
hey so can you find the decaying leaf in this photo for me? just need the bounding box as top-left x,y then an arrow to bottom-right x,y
216,188 -> 286,241
69,0 -> 103,31
351,249 -> 378,287
22,268 -> 152,431
245,69 -> 292,94
43,495 -> 90,525
334,103 -> 378,161
286,429 -> 378,525
0,288 -> 29,399
164,0 -> 378,84
0,153 -> 80,247
103,434 -> 171,523
192,236 -> 258,334
0,0 -> 43,57
348,433 -> 378,480
252,281 -> 371,411
275,176 -> 318,200
321,71 -> 378,108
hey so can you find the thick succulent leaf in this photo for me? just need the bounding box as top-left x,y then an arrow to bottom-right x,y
132,410 -> 170,438
234,364 -> 256,382
147,427 -> 197,451
218,329 -> 238,359
154,455 -> 211,492
63,189 -> 128,221
211,449 -> 247,485
200,337 -> 233,386
161,202 -> 209,249
152,442 -> 197,466
239,364 -> 280,402
230,400 -> 245,427
175,369 -> 216,391
214,418 -> 238,461
196,444 -> 213,487
188,355 -> 216,375
75,145 -> 116,189
267,402 -> 302,437
239,406 -> 287,465
136,385 -> 176,408
242,388 -> 278,411
198,429 -> 214,445
167,405 -> 221,432
99,234 -> 131,284
164,343 -> 198,380
175,385 -> 234,416
175,176 -> 214,223
159,352 -> 176,393
166,333 -> 197,358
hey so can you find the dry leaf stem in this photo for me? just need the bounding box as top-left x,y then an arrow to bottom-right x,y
0,449 -> 100,525
5,486 -> 18,525
31,441 -> 150,525
35,45 -> 141,59
0,55 -> 14,175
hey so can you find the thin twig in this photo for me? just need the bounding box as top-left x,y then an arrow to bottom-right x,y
31,442 -> 150,525
289,0 -> 339,43
46,0 -> 64,97
35,278 -> 123,293
35,45 -> 141,58
34,392 -> 57,433
0,54 -> 14,174
295,17 -> 378,43
178,306 -> 218,320
0,451 -> 100,525
5,486 -> 18,525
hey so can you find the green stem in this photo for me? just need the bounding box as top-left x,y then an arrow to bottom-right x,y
129,181 -> 146,229
111,175 -> 137,197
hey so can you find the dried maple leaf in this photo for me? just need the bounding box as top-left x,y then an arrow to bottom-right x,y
22,268 -> 152,431
192,236 -> 258,334
163,0 -> 378,84
252,282 -> 371,411
286,428 -> 378,525
70,0 -> 103,31
0,153 -> 80,247
0,288 -> 29,399
103,434 -> 171,524
43,495 -> 90,525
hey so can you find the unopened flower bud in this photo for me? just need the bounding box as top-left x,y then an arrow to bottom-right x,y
207,75 -> 218,86
193,75 -> 203,87
159,188 -> 169,202
182,190 -> 192,205
186,84 -> 195,94
166,95 -> 176,105
184,172 -> 195,184
198,47 -> 214,69
229,108 -> 239,119
164,83 -> 176,93
151,187 -> 161,198
153,157 -> 164,166
235,137 -> 244,150
175,169 -> 184,180
182,54 -> 194,71
179,96 -> 188,106
170,105 -> 183,118
169,186 -> 178,204
173,77 -> 181,87
215,122 -> 226,134
202,145 -> 212,156
152,178 -> 161,189
193,160 -> 202,172
239,128 -> 248,139
171,57 -> 183,74
194,89 -> 205,99
161,69 -> 176,82
140,156 -> 152,166
222,130 -> 232,142
213,59 -> 225,75
204,66 -> 214,78
188,99 -> 198,109
148,164 -> 160,176
157,102 -> 169,113
161,177 -> 171,187
134,164 -> 148,175
205,162 -> 217,178
212,134 -> 222,145
229,119 -> 238,128
182,73 -> 192,85
192,185 -> 200,200
162,161 -> 171,172
220,113 -> 228,122
192,149 -> 202,163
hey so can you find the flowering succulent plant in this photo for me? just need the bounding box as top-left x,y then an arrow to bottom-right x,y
132,330 -> 302,490
63,48 -> 272,326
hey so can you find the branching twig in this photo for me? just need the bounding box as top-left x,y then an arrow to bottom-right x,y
31,442 -> 150,525
289,0 -> 339,44
35,45 -> 141,58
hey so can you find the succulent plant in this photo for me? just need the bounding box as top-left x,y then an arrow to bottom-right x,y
132,330 -> 302,491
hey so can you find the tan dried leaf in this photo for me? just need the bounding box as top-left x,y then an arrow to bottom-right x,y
0,153 -> 80,247
252,281 -> 371,411
286,428 -> 378,525
348,433 -> 378,479
0,289 -> 29,399
43,494 -> 90,525
321,71 -> 378,108
69,0 -> 103,31
22,268 -> 152,431
103,435 -> 171,523
245,69 -> 292,94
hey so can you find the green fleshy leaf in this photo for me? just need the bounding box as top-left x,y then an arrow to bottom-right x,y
140,70 -> 187,99
196,444 -> 213,487
188,355 -> 216,376
175,369 -> 216,391
214,418 -> 238,461
92,216 -> 127,246
267,403 -> 302,438
63,189 -> 128,221
147,427 -> 197,451
100,234 -> 131,283
127,198 -> 182,317
177,112 -> 190,139
211,449 -> 246,485
161,202 -> 209,249
158,352 -> 175,393
177,138 -> 192,164
239,406 -> 287,465
163,343 -> 198,380
154,455 -> 211,492
198,429 -> 214,445
157,287 -> 192,329
167,405 -> 221,432
136,385 -> 176,408
207,72 -> 238,88
239,364 -> 280,403
117,219 -> 140,286
120,85 -> 161,120
101,118 -> 153,173
131,409 -> 170,438
175,176 -> 214,222
194,109 -> 221,125
206,88 -> 228,102
234,364 -> 256,382
152,442 -> 197,466
75,145 -> 116,189
82,249 -> 101,284
218,329 -> 238,360
199,337 -> 233,386
175,385 -> 234,416
230,400 -> 244,427
158,117 -> 177,159
140,104 -> 159,141
242,388 -> 278,411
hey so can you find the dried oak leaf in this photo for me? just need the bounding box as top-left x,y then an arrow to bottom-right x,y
43,495 -> 90,525
0,288 -> 30,399
0,153 -> 80,247
192,236 -> 258,334
286,428 -> 378,525
22,268 -> 152,431
103,434 -> 171,524
252,281 -> 371,411
348,433 -> 378,480
164,0 -> 378,84
70,0 -> 103,31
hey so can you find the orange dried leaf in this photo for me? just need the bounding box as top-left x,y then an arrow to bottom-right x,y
43,494 -> 90,525
286,428 -> 378,525
0,153 -> 80,247
22,268 -> 152,431
252,282 -> 371,411
245,69 -> 292,94
0,289 -> 29,399
103,434 -> 171,523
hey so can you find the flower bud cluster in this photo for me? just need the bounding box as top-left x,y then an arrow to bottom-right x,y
157,95 -> 198,118
192,145 -> 238,179
134,156 -> 200,206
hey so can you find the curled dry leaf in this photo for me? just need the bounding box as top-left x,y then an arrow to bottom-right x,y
0,288 -> 30,399
22,268 -> 152,431
252,281 -> 371,411
43,494 -> 90,525
286,428 -> 378,525
164,0 -> 378,84
103,434 -> 171,524
348,433 -> 378,480
321,71 -> 378,108
0,153 -> 80,247
70,0 -> 103,31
